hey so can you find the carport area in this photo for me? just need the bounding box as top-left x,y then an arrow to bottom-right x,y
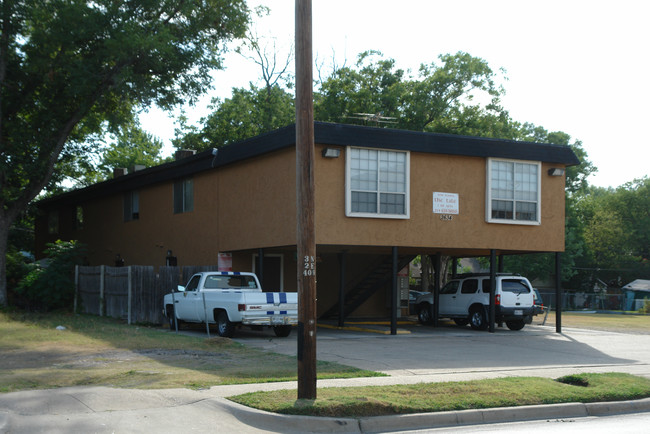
312,247 -> 566,335
232,321 -> 650,382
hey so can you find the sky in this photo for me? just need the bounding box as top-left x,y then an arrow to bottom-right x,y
140,0 -> 650,189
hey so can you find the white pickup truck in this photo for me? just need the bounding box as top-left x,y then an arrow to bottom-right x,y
163,271 -> 297,338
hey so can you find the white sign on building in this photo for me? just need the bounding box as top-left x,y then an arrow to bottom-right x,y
432,192 -> 459,215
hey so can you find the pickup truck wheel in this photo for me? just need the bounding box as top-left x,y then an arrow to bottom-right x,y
505,319 -> 526,331
469,307 -> 488,331
216,311 -> 235,338
453,318 -> 469,327
417,303 -> 432,324
273,325 -> 292,337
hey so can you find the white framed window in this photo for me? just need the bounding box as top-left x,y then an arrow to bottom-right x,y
173,178 -> 193,214
346,147 -> 410,219
486,158 -> 541,225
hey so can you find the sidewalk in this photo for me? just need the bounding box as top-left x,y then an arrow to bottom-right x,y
3,323 -> 650,433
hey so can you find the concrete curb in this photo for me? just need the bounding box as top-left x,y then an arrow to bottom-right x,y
218,396 -> 650,433
210,398 -> 362,433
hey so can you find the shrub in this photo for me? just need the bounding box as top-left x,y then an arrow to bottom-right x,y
15,240 -> 86,311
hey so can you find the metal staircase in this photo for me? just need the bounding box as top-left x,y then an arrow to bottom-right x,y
320,255 -> 416,320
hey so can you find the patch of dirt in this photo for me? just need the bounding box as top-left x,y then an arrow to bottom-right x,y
0,345 -> 235,371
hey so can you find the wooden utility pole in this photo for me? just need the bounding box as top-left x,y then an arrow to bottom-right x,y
295,0 -> 317,400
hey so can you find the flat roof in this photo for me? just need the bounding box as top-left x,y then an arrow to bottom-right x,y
39,122 -> 581,206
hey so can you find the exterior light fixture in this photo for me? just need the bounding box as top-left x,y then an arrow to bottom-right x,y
548,168 -> 565,176
321,148 -> 341,158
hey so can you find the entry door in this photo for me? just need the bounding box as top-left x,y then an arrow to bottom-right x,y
253,254 -> 283,292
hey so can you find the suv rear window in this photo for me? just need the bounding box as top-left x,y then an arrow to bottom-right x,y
481,278 -> 531,293
501,279 -> 531,293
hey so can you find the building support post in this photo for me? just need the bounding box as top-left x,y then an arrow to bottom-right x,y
556,252 -> 562,333
295,0 -> 317,400
498,254 -> 504,273
338,251 -> 346,327
391,247 -> 398,335
432,253 -> 441,327
489,250 -> 496,333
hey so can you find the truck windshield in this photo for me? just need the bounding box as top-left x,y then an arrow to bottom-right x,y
204,275 -> 258,289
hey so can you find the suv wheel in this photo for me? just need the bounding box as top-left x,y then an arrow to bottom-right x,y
505,319 -> 526,331
469,307 -> 488,331
417,303 -> 432,324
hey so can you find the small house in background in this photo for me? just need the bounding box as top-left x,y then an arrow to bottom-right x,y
35,122 -> 579,321
623,279 -> 650,311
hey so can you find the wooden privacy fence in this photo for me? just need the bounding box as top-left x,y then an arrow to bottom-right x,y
75,265 -> 220,324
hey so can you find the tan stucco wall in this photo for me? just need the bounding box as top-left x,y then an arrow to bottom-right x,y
48,174 -> 222,267
37,143 -> 567,269
216,148 -> 297,252
314,147 -> 566,254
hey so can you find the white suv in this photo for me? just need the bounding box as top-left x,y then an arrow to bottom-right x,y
415,274 -> 535,331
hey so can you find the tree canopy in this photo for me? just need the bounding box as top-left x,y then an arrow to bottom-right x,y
0,0 -> 250,306
173,84 -> 295,149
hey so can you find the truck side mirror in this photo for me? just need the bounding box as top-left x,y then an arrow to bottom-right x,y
177,285 -> 185,292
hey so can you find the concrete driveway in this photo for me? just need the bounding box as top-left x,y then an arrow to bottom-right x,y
232,321 -> 650,383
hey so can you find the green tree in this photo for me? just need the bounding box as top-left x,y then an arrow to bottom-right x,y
0,0 -> 250,306
579,178 -> 650,284
174,84 -> 295,150
314,51 -> 509,136
174,25 -> 295,152
53,120 -> 167,187
97,122 -> 167,181
315,51 -> 406,124
15,240 -> 86,311
402,52 -> 505,134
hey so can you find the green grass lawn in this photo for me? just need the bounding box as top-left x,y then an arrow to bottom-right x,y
231,373 -> 650,417
0,310 -> 382,393
543,311 -> 650,333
